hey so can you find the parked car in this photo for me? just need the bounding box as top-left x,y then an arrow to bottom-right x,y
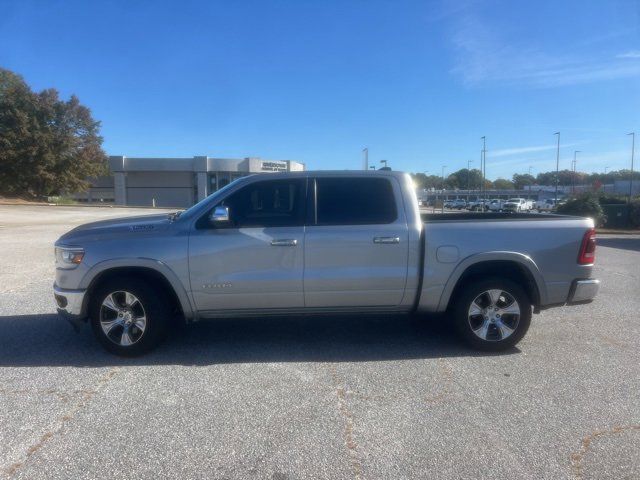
503,198 -> 533,212
535,198 -> 564,212
468,199 -> 490,211
54,171 -> 599,355
452,199 -> 467,209
443,200 -> 455,209
488,199 -> 506,212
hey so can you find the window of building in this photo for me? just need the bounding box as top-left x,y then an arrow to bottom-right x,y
315,177 -> 397,225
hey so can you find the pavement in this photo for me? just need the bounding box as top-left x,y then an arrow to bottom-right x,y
0,204 -> 638,480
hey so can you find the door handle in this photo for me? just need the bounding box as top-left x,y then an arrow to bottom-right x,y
373,236 -> 400,244
271,239 -> 298,247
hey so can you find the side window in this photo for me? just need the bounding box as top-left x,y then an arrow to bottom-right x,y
315,177 -> 397,225
219,179 -> 306,228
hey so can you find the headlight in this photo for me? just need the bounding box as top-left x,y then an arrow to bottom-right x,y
55,246 -> 85,267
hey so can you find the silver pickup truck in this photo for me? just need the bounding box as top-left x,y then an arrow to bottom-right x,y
53,171 -> 599,355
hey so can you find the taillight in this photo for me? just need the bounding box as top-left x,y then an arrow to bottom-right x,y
578,228 -> 596,265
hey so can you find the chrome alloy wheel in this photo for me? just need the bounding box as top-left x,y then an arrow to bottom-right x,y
99,291 -> 147,346
468,289 -> 520,341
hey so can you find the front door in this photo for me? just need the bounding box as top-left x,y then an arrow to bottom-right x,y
189,178 -> 307,312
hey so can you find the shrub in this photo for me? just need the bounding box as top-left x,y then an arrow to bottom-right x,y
556,193 -> 605,226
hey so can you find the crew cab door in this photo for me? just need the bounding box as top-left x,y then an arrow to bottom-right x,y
188,178 -> 306,312
304,176 -> 409,307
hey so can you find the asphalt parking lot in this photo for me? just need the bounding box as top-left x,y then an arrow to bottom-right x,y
0,205 -> 638,480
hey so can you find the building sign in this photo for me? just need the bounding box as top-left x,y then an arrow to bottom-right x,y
261,161 -> 287,172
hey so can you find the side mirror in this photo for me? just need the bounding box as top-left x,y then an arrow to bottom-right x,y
209,206 -> 230,224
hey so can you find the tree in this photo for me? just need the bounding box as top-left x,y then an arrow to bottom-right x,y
512,173 -> 535,189
493,178 -> 515,190
410,172 -> 447,190
0,68 -> 107,198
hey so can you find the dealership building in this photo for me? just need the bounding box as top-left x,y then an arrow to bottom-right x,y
78,155 -> 305,207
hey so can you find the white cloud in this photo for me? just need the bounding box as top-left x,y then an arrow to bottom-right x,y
491,144 -> 559,158
617,50 -> 640,59
448,11 -> 640,87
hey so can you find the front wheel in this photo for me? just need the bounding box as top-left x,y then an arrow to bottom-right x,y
89,278 -> 170,356
452,278 -> 532,351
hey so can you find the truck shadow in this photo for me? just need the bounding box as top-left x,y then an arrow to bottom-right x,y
0,313 -> 519,367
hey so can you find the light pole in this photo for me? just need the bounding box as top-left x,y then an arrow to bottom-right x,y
554,132 -> 560,204
369,165 -> 376,170
481,136 -> 486,201
628,132 -> 635,202
572,150 -> 580,195
380,159 -> 387,169
528,166 -> 533,175
441,165 -> 447,212
467,160 -> 473,201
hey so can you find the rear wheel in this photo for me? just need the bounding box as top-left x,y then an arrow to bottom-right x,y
452,278 -> 531,351
89,278 -> 170,356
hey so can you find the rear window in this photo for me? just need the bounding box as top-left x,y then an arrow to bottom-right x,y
315,177 -> 397,225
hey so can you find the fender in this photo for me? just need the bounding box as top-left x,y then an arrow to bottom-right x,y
79,257 -> 196,320
436,251 -> 548,312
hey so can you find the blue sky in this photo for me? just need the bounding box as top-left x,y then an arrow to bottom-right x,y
1,0 -> 638,179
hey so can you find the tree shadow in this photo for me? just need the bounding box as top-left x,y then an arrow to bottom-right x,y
598,236 -> 640,252
0,313 -> 519,367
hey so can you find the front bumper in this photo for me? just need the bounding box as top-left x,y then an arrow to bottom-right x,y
53,284 -> 87,329
567,279 -> 600,305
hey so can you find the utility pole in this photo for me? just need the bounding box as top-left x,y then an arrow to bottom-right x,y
554,132 -> 560,204
572,150 -> 580,195
628,132 -> 635,202
362,148 -> 368,170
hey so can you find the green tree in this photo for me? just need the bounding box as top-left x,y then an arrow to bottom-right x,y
512,173 -> 536,189
493,178 -> 515,190
0,68 -> 107,198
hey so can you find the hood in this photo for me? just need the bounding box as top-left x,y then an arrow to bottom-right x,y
57,213 -> 172,245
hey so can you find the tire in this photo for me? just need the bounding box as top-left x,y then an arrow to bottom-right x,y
451,277 -> 532,351
89,278 -> 170,356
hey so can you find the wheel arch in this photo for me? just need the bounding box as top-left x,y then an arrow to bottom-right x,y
439,253 -> 547,312
81,259 -> 195,321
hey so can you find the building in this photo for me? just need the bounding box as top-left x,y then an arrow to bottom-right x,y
76,155 -> 305,207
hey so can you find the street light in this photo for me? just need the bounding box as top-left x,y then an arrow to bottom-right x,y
380,159 -> 388,168
572,150 -> 581,195
369,166 -> 376,170
554,132 -> 560,204
628,132 -> 635,202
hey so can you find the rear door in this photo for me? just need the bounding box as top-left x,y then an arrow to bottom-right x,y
303,176 -> 409,308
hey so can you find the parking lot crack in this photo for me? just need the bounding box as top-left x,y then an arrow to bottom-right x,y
570,424 -> 640,479
3,367 -> 121,478
329,365 -> 364,480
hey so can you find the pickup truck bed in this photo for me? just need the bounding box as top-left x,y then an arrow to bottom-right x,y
417,212 -> 597,314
